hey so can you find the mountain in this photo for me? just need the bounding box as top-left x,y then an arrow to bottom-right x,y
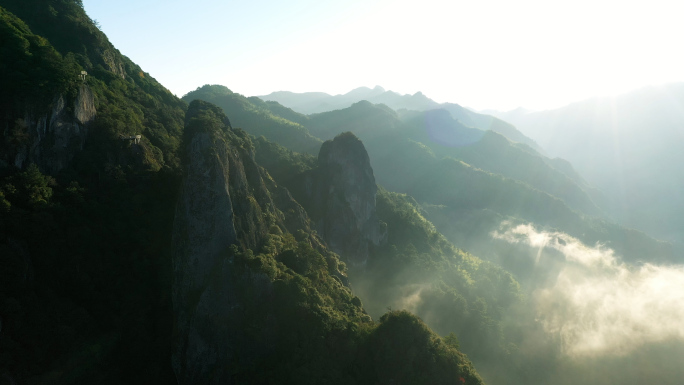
260,86 -> 542,151
4,2 -> 684,385
257,133 -> 537,384
307,101 -> 606,218
283,100 -> 671,265
173,102 -> 488,384
253,132 -> 684,385
182,84 -> 322,154
0,1 -> 188,383
290,132 -> 388,265
179,82 -> 680,385
492,83 -> 684,243
199,88 -> 673,266
262,86 -> 390,114
0,3 -> 489,384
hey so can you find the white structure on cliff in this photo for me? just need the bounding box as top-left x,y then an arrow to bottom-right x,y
120,134 -> 142,144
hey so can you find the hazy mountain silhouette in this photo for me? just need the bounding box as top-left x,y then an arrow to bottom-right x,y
492,83 -> 684,243
260,86 -> 542,151
5,1 -> 684,384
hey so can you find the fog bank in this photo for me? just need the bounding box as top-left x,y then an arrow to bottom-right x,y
493,223 -> 684,356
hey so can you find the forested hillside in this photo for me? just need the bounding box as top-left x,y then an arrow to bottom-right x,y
3,2 -> 684,385
299,100 -> 670,264
199,84 -> 683,384
0,2 -> 487,384
182,84 -> 321,154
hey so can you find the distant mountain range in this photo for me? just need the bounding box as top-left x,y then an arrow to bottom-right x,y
260,86 -> 542,151
4,1 -> 683,383
188,85 -> 673,268
490,83 -> 684,243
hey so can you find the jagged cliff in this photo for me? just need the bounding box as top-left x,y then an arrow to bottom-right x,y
5,84 -> 96,172
1,2 -> 187,174
0,4 -> 487,384
173,100 -> 278,383
298,132 -> 387,265
170,102 -> 484,385
171,100 -> 337,384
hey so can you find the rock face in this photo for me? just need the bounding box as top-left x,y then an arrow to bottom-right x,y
3,84 -> 96,173
172,100 -> 315,384
101,48 -> 127,79
304,132 -> 387,265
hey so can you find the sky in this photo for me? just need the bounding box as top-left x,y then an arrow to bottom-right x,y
83,0 -> 684,111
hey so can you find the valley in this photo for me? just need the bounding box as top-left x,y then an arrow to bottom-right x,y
1,1 -> 683,385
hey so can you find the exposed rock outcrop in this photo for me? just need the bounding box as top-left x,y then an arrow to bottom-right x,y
302,132 -> 387,265
3,84 -> 96,173
101,48 -> 127,79
173,101 -> 269,384
172,100 -> 321,384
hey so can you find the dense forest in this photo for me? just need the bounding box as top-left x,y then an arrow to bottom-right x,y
0,1 -> 481,384
2,1 -> 683,385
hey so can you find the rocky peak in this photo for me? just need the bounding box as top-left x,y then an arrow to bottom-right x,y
172,100 -> 319,384
173,101 -> 268,384
306,132 -> 387,265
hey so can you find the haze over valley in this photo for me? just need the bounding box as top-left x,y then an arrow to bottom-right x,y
2,1 -> 684,385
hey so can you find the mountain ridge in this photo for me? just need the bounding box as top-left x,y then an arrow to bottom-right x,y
491,82 -> 684,243
4,2 -> 684,384
259,86 -> 542,151
0,3 -> 488,384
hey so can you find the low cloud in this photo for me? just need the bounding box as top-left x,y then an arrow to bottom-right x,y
493,222 -> 684,357
395,284 -> 429,314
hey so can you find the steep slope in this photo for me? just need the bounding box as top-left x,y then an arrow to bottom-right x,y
307,101 -> 604,217
0,4 -> 488,384
0,2 -> 190,384
441,103 -> 539,150
0,6 -> 95,171
493,83 -> 684,243
256,136 -> 554,385
301,101 -> 671,265
442,131 -> 604,216
256,105 -> 684,385
1,0 -> 186,172
182,84 -> 321,154
172,100 -> 485,385
307,100 -> 401,141
286,132 -> 387,265
0,5 -> 90,171
409,157 -> 671,264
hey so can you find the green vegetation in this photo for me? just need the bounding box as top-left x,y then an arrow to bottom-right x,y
0,4 -> 188,381
300,101 -> 672,264
3,2 -> 681,385
203,236 -> 485,385
307,101 -> 602,216
255,131 -> 676,385
354,189 -> 546,384
1,1 -> 186,173
0,161 -> 179,384
0,6 -> 80,114
182,84 -> 322,154
432,131 -> 603,216
254,136 -> 531,383
253,135 -> 317,184
173,100 -> 486,384
0,3 -> 489,375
